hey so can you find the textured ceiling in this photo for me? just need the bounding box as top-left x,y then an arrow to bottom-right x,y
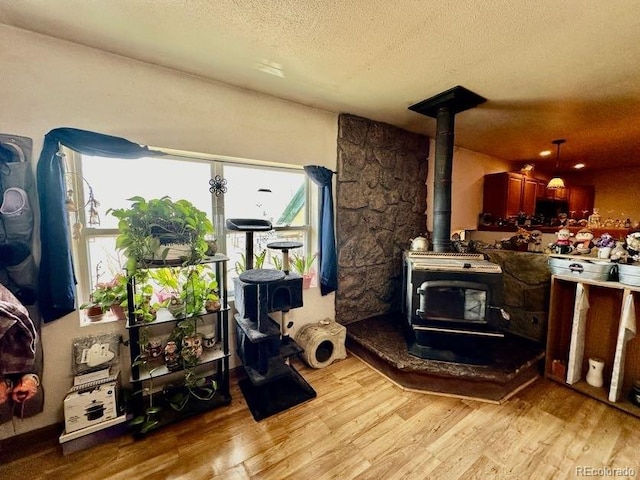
1,0 -> 640,173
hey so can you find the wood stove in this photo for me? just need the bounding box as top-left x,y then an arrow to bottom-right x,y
402,251 -> 510,364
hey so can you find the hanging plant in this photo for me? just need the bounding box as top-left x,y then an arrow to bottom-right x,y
108,196 -> 213,274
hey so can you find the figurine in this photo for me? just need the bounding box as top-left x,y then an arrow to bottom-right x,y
588,208 -> 602,228
626,232 -> 640,261
528,230 -> 544,253
549,227 -> 574,254
164,341 -> 180,371
573,228 -> 594,254
610,241 -> 628,263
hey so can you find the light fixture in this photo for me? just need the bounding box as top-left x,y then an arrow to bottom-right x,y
546,139 -> 566,190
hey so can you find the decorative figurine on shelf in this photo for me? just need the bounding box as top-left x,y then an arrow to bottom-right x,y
181,334 -> 203,367
626,232 -> 640,261
164,341 -> 180,371
588,208 -> 602,228
573,228 -> 595,254
595,233 -> 616,259
610,241 -> 629,263
551,213 -> 569,227
528,229 -> 544,253
548,227 -> 574,254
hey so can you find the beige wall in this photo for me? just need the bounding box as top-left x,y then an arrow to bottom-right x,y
0,25 -> 337,439
426,140 -> 514,234
566,167 -> 640,226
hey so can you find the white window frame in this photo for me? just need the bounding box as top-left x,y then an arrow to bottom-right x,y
64,147 -> 317,324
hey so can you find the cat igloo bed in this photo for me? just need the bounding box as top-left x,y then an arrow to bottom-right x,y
295,319 -> 347,369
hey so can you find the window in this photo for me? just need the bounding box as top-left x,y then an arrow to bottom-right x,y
65,149 -> 314,324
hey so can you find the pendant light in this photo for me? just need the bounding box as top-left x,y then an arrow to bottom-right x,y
546,139 -> 566,190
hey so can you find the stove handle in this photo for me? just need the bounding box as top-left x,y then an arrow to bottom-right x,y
489,306 -> 510,321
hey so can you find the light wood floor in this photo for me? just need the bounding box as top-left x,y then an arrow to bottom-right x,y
3,354 -> 640,480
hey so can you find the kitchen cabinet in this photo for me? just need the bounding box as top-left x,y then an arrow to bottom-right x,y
545,274 -> 640,418
535,179 -> 549,199
534,180 -> 568,201
482,172 -> 539,220
126,255 -> 231,435
545,186 -> 568,201
568,185 -> 595,218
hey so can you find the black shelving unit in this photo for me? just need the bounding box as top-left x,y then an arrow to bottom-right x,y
125,254 -> 231,435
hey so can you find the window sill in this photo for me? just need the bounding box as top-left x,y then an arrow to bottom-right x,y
80,310 -> 123,327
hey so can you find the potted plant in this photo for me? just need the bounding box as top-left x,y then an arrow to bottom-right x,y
168,316 -> 204,368
291,253 -> 317,289
122,283 -> 159,324
234,249 -> 267,274
79,265 -> 129,321
108,196 -> 214,274
150,267 -> 185,318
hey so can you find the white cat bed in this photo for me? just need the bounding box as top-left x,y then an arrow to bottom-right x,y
295,319 -> 347,369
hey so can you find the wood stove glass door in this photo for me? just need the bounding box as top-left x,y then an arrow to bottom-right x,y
417,280 -> 489,324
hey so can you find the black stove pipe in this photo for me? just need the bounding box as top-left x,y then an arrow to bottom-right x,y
409,86 -> 487,253
432,106 -> 455,252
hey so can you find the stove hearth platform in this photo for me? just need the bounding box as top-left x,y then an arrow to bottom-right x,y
345,312 -> 545,403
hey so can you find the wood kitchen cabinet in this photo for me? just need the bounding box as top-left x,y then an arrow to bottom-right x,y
568,185 -> 595,217
482,172 -> 539,219
482,172 -> 595,222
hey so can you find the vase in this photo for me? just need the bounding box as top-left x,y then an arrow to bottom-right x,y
182,334 -> 203,367
205,238 -> 217,256
205,298 -> 221,312
597,247 -> 612,259
167,297 -> 185,318
110,304 -> 126,321
85,305 -> 104,322
586,357 -> 605,388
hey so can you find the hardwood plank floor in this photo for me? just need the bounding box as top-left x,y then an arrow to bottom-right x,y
2,354 -> 640,480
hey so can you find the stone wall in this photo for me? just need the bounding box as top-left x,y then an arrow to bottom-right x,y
336,114 -> 429,324
482,250 -> 551,343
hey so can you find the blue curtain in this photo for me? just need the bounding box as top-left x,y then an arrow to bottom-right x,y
303,165 -> 337,295
36,128 -> 163,322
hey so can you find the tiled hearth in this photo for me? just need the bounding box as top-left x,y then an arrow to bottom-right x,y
345,312 -> 545,403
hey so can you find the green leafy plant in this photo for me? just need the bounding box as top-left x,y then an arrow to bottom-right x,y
181,265 -> 212,317
271,255 -> 283,271
149,267 -> 181,298
108,196 -> 214,274
234,249 -> 267,274
128,355 -> 162,434
122,282 -> 159,324
166,370 -> 217,412
80,262 -> 128,314
291,253 -> 317,276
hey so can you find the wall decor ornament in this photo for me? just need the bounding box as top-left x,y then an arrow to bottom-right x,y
208,175 -> 228,197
